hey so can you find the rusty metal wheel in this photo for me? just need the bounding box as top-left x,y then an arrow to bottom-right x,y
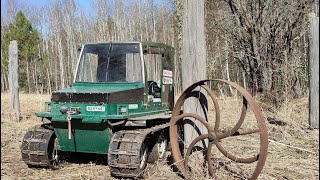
169,79 -> 268,179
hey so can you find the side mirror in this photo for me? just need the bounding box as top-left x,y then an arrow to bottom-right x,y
77,46 -> 82,52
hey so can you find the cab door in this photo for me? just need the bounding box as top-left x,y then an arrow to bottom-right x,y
143,46 -> 164,111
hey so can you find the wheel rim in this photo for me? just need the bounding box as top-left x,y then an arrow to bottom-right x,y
157,134 -> 167,159
48,136 -> 61,169
140,144 -> 148,169
51,148 -> 59,167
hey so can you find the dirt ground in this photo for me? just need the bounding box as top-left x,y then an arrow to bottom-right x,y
1,92 -> 319,180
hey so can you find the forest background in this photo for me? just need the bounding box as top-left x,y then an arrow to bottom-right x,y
1,0 -> 317,108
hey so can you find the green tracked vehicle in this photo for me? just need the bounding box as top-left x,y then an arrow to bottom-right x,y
21,41 -> 176,178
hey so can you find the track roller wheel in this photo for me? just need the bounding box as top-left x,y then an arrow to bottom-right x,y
148,132 -> 168,163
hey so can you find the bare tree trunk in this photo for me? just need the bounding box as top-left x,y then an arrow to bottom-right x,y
144,13 -> 149,41
309,17 -> 319,129
1,49 -> 5,92
34,63 -> 39,93
47,68 -> 51,94
26,60 -> 31,93
1,74 -> 4,92
32,66 -> 36,92
224,38 -> 233,94
138,2 -> 143,41
242,71 -> 247,90
151,0 -> 156,41
58,38 -> 65,89
52,39 -> 58,91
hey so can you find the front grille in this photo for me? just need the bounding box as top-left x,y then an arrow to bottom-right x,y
51,92 -> 108,103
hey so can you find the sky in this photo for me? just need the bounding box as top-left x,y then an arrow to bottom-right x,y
1,0 -> 92,14
1,0 -> 166,12
27,0 -> 90,9
1,0 -> 170,38
1,0 -> 91,8
1,0 -> 168,22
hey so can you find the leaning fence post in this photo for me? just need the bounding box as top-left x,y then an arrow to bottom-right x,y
9,40 -> 20,121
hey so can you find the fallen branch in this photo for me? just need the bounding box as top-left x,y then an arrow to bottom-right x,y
268,139 -> 317,154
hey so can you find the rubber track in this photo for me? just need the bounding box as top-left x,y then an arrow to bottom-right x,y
108,123 -> 169,178
21,125 -> 55,168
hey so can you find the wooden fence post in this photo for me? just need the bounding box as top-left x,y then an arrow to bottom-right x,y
9,40 -> 20,121
309,17 -> 319,129
181,0 -> 207,163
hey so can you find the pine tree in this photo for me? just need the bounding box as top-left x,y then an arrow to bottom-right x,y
1,10 -> 40,91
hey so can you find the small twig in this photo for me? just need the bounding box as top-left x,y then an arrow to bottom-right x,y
90,162 -> 94,179
268,139 -> 317,154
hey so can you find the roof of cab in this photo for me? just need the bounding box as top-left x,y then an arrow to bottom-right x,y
84,41 -> 173,49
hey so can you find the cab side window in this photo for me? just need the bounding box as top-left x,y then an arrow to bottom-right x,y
144,49 -> 162,101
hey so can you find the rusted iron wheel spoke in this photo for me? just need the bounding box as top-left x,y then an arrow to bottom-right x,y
217,129 -> 260,140
171,113 -> 213,132
214,140 -> 259,163
170,113 -> 214,177
211,79 -> 268,180
184,134 -> 208,174
184,134 -> 217,177
217,97 -> 248,139
169,82 -> 220,178
170,113 -> 217,178
206,142 -> 215,177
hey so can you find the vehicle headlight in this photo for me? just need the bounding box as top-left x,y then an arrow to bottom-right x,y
51,93 -> 60,102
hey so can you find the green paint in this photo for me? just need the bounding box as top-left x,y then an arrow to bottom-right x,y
57,82 -> 144,93
53,121 -> 112,154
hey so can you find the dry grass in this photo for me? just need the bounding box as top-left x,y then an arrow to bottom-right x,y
1,92 -> 319,179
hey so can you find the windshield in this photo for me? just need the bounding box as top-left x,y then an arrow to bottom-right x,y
75,43 -> 143,83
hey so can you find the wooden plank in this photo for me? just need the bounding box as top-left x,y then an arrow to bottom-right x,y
9,40 -> 20,121
309,17 -> 319,129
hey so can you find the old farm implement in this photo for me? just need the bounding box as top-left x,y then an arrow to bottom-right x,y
169,79 -> 268,179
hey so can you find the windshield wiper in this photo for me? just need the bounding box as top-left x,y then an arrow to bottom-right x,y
106,44 -> 112,81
